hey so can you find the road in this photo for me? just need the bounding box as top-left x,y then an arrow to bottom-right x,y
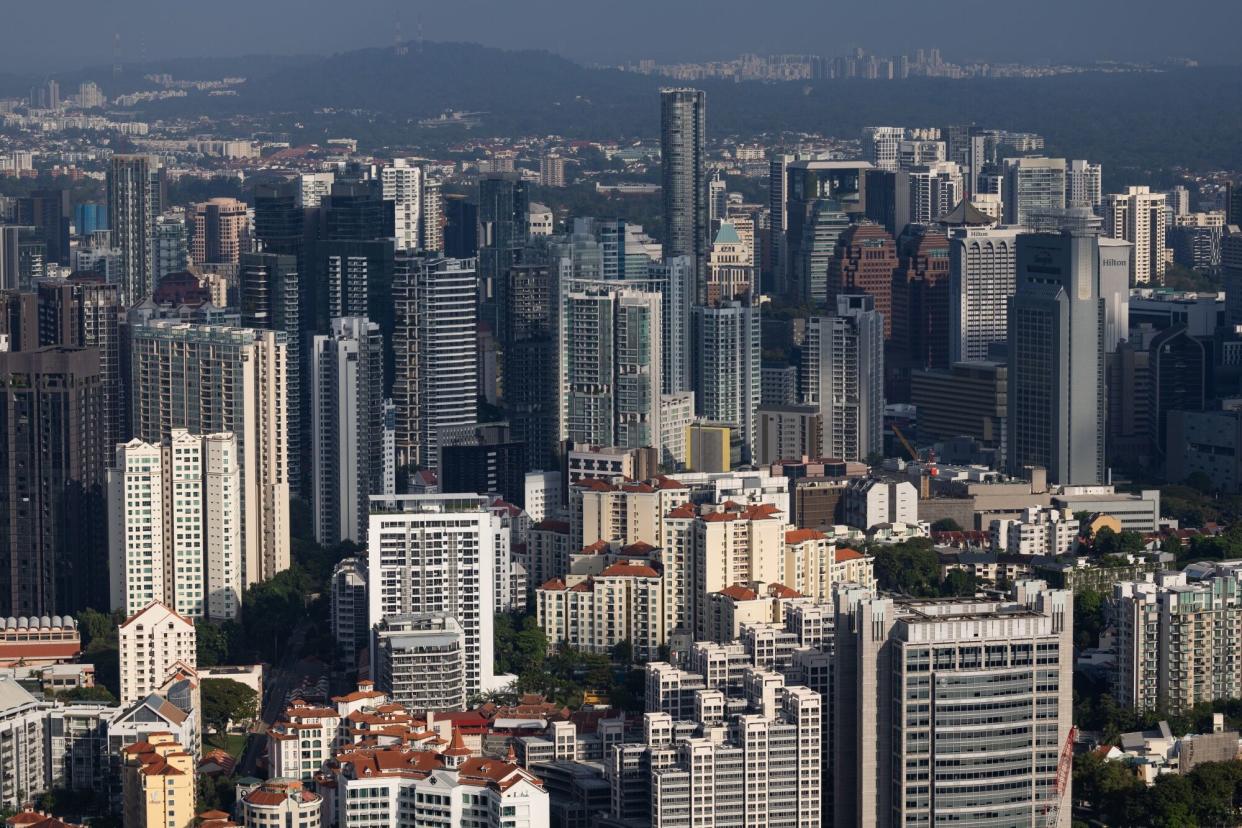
237,618 -> 315,777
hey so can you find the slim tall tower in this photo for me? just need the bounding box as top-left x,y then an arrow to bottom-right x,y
661,88 -> 708,300
1007,230 -> 1106,485
693,298 -> 761,464
107,155 -> 156,305
803,295 -> 884,462
1103,186 -> 1168,285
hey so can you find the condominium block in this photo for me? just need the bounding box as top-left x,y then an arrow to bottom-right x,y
117,601 -> 196,706
1104,185 -> 1168,285
121,733 -> 195,828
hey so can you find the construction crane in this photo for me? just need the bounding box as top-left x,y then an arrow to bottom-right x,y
891,422 -> 920,463
1043,725 -> 1078,827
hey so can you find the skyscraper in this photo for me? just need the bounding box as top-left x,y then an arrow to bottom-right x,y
890,227 -> 952,399
1104,186 -> 1168,284
154,213 -> 189,283
15,188 -> 71,266
130,321 -> 290,586
827,223 -> 899,339
948,225 -> 1020,363
1008,230 -> 1106,485
0,347 -> 106,617
660,88 -> 708,299
190,197 -> 250,266
504,262 -> 561,470
381,158 -> 423,252
1001,157 -> 1067,227
311,316 -> 384,545
802,295 -> 885,462
107,155 -> 157,305
37,272 -> 125,449
240,251 -> 302,492
693,298 -> 761,464
478,174 -> 529,341
393,254 -> 479,470
1066,160 -> 1103,210
108,430 -> 241,620
783,160 -> 870,304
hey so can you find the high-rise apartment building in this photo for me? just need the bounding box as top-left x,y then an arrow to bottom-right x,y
802,295 -> 884,462
834,582 -> 1074,828
1066,160 -> 1103,210
108,430 -> 241,620
15,188 -> 71,266
117,601 -> 197,705
153,213 -> 189,282
239,251 -> 302,492
906,162 -> 963,224
692,298 -> 760,465
1001,157 -> 1067,227
661,88 -> 708,298
367,495 -> 503,696
863,126 -> 905,171
130,321 -> 290,586
297,171 -> 335,208
37,273 -> 124,449
311,317 -> 384,545
1008,231 -> 1106,485
564,286 -> 662,450
381,158 -> 423,252
107,155 -> 160,305
190,197 -> 250,266
120,732 -> 196,828
0,347 -> 106,617
948,225 -> 1020,363
392,254 -> 478,470
1104,185 -> 1168,284
420,177 -> 444,254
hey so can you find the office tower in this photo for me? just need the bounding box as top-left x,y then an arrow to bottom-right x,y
74,202 -> 107,236
910,360 -> 1007,452
239,251 -> 302,491
827,223 -> 898,339
1008,231 -> 1106,485
189,197 -> 249,266
108,430 -> 241,620
863,126 -> 905,170
540,152 -> 567,187
253,179 -> 305,260
1001,157 -> 1066,227
0,347 -> 105,617
130,321 -> 290,586
421,177 -> 444,254
311,317 -> 384,545
505,263 -> 560,470
38,273 -> 125,448
768,152 -> 793,295
367,495 -> 502,696
392,254 -> 478,470
381,158 -> 423,251
564,286 -> 662,450
890,227 -> 952,399
1103,186 -> 1168,284
834,582 -> 1073,828
708,170 -> 727,225
661,88 -> 708,299
692,299 -> 761,464
297,171 -> 335,208
1066,160 -> 1103,210
863,169 -> 911,237
440,422 -> 526,503
1098,236 -> 1133,352
802,296 -> 884,462
444,195 -> 478,259
107,155 -> 157,305
0,225 -> 45,290
117,601 -> 197,705
153,213 -> 189,282
948,225 -> 1020,362
478,174 -> 529,339
15,188 -> 70,265
704,221 -> 755,304
783,160 -> 870,303
906,162 -> 963,224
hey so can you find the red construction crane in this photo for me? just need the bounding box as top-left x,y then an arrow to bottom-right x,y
1043,725 -> 1078,827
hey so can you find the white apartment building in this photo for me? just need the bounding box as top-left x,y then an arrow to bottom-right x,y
537,561 -> 666,660
1104,185 -> 1168,284
267,699 -> 341,781
863,126 -> 906,171
241,778 -> 322,828
842,478 -> 918,530
0,675 -> 48,811
381,159 -> 423,251
834,582 -> 1074,828
367,495 -> 502,696
990,506 -> 1078,557
117,601 -> 197,706
297,171 -> 335,208
1001,156 -> 1066,227
373,613 -> 467,712
108,430 -> 241,620
130,321 -> 290,587
1066,159 -> 1102,210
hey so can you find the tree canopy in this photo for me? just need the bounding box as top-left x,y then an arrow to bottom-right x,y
201,678 -> 258,740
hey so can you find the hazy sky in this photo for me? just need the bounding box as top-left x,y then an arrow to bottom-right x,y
4,0 -> 1241,73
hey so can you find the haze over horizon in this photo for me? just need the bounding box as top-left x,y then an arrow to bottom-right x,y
4,0 -> 1241,74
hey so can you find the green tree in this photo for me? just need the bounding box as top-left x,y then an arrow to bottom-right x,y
931,518 -> 963,532
54,685 -> 117,704
872,538 -> 940,597
201,678 -> 258,745
940,569 -> 976,597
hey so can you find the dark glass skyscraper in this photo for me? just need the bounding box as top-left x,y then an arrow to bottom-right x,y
660,88 -> 707,301
478,174 -> 529,343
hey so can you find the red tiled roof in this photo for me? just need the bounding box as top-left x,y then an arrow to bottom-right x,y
533,519 -> 570,534
601,563 -> 659,578
538,579 -> 567,591
719,584 -> 758,601
786,528 -> 826,544
577,540 -> 610,555
836,548 -> 865,562
622,541 -> 657,554
767,583 -> 803,599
